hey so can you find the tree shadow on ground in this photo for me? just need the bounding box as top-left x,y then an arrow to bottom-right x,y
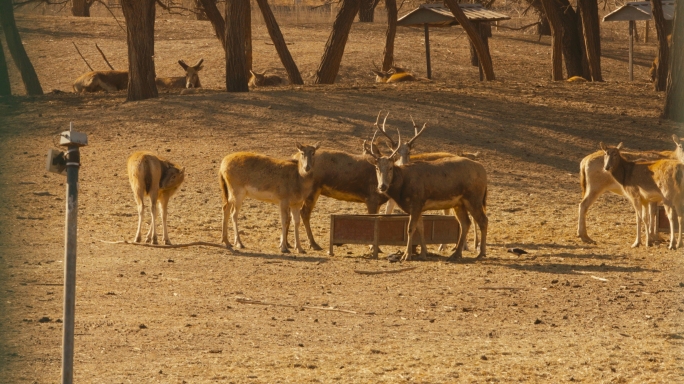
231,250 -> 329,263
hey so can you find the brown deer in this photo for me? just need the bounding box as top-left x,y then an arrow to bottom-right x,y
372,64 -> 417,83
577,147 -> 674,244
219,142 -> 320,254
248,70 -> 284,87
127,152 -> 185,245
367,135 -> 488,261
600,142 -> 683,250
156,59 -> 204,89
73,59 -> 203,93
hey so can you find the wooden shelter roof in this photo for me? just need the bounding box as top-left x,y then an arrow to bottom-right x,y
397,3 -> 511,27
603,1 -> 675,21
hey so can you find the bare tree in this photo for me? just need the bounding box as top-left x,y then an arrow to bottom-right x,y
382,0 -> 397,71
557,0 -> 586,78
577,0 -> 602,81
359,0 -> 379,22
0,0 -> 43,95
651,0 -> 669,91
540,0 -> 563,80
314,0 -> 361,84
663,0 -> 682,121
0,38 -> 10,96
225,0 -> 250,92
197,0 -> 226,49
72,0 -> 94,16
255,0 -> 304,84
121,0 -> 158,101
443,0 -> 495,80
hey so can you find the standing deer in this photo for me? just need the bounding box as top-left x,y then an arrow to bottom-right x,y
367,134 -> 488,261
600,142 -> 683,250
219,142 -> 320,253
577,147 -> 674,244
127,152 -> 185,245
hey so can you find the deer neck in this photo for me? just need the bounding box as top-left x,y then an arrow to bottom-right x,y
609,155 -> 634,187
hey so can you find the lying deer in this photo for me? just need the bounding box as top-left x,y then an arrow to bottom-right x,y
156,59 -> 204,89
577,147 -> 674,244
367,133 -> 488,261
600,142 -> 683,250
248,70 -> 284,87
73,59 -> 203,93
219,142 -> 320,253
127,152 -> 185,245
372,64 -> 417,83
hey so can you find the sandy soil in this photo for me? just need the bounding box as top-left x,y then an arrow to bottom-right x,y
0,12 -> 683,383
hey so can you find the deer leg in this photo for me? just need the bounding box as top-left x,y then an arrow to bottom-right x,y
449,205 -> 470,261
133,188 -> 145,243
631,201 -> 643,248
416,215 -> 427,259
577,187 -> 604,244
664,204 -> 677,250
676,204 -> 683,249
473,215 -> 480,253
384,199 -> 397,214
468,207 -> 488,259
402,212 -> 421,262
291,205 -> 305,254
301,190 -> 323,251
279,201 -> 290,253
231,193 -> 245,249
366,199 -> 383,255
158,193 -> 172,245
221,198 -> 233,248
439,208 -> 455,252
146,189 -> 159,245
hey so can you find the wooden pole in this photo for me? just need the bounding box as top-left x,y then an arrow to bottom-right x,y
645,20 -> 649,43
629,20 -> 634,81
61,123 -> 81,384
424,23 -> 431,79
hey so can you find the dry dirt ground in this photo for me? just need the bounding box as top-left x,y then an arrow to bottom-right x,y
1,11 -> 684,384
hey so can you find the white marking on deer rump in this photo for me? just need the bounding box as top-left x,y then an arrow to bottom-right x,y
423,197 -> 463,211
244,186 -> 281,204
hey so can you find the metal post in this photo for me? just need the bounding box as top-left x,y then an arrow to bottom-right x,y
61,124 -> 80,384
629,20 -> 634,82
424,23 -> 432,80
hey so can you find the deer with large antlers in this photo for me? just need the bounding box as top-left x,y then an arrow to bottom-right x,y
600,142 -> 683,250
219,142 -> 320,254
367,131 -> 488,261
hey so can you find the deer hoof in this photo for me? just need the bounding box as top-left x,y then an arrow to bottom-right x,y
297,248 -> 306,254
631,242 -> 641,248
281,248 -> 290,254
310,243 -> 323,251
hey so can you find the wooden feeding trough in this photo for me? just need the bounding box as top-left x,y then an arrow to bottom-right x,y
657,205 -> 672,232
329,214 -> 460,258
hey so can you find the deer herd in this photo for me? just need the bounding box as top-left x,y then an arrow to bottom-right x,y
124,107 -> 684,261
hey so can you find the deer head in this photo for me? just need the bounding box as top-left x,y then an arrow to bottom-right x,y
600,142 -> 624,172
295,141 -> 320,176
178,58 -> 203,88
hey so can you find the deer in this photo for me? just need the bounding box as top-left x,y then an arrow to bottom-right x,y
375,114 -> 480,252
577,147 -> 675,244
371,63 -> 417,83
366,132 -> 488,261
73,59 -> 203,93
219,142 -> 320,254
127,152 -> 185,245
674,134 -> 684,164
600,142 -> 684,250
248,70 -> 284,87
156,59 -> 204,89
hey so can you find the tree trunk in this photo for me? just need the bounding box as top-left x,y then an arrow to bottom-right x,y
225,0 -> 250,92
663,0 -> 683,121
540,0 -> 563,80
72,0 -> 91,17
577,0 -> 602,81
245,1 -> 252,72
557,0 -> 585,78
537,14 -> 551,36
0,0 -> 43,95
255,0 -> 304,84
195,0 -> 209,20
121,0 -> 157,101
444,0 -> 495,80
359,0 -> 377,22
314,0 -> 361,84
382,0 -> 397,71
651,0 -> 669,91
198,0 -> 226,50
0,37 -> 10,96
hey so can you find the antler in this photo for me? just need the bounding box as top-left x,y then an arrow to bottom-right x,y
365,130 -> 382,159
374,111 -> 396,147
407,115 -> 427,147
389,128 -> 402,159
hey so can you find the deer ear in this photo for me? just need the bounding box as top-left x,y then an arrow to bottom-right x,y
295,141 -> 304,152
249,70 -> 256,77
312,141 -> 321,150
616,142 -> 623,150
673,134 -> 681,144
178,60 -> 189,70
599,142 -> 607,152
193,58 -> 204,69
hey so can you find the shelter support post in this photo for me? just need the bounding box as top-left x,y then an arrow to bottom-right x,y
645,20 -> 649,43
424,23 -> 431,79
629,20 -> 634,81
